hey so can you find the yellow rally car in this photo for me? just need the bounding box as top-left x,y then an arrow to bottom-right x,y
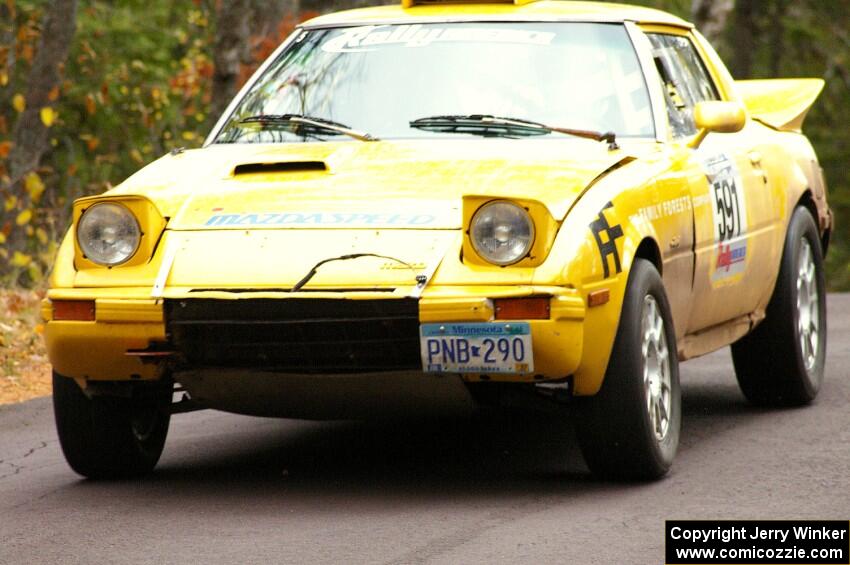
45,0 -> 832,480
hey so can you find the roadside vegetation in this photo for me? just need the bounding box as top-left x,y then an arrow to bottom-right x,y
1,0 -> 848,401
0,289 -> 48,403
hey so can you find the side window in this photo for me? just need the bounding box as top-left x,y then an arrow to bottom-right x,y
647,33 -> 719,138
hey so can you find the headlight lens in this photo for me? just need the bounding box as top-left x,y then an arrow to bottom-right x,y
77,203 -> 141,266
470,201 -> 534,265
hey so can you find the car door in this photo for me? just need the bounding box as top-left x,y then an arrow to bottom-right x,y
643,29 -> 782,332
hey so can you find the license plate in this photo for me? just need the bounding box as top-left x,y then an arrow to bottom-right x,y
420,322 -> 534,374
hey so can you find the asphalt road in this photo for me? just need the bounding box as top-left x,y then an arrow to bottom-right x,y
2,295 -> 849,565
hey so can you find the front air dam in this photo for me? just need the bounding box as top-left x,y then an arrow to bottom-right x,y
174,369 -> 478,419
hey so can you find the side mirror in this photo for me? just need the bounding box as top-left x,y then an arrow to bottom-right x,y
688,101 -> 747,148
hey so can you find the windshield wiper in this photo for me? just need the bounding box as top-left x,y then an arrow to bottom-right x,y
239,114 -> 378,142
409,114 -> 617,149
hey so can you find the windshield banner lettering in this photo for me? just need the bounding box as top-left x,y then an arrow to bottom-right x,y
322,25 -> 555,53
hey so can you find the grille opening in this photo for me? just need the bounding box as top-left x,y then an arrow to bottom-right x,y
166,298 -> 421,374
233,161 -> 327,176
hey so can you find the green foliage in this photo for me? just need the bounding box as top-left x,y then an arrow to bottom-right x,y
56,3 -> 213,201
0,0 -> 215,285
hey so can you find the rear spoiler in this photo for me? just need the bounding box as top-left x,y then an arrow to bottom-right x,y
736,78 -> 824,133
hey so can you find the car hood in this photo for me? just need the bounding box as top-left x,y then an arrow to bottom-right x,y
111,138 -> 636,230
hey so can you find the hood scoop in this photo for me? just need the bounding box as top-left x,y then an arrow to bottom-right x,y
233,160 -> 328,176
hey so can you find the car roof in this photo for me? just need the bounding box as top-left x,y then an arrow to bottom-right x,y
301,0 -> 692,30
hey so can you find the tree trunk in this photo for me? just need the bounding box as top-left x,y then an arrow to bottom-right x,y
0,2 -> 16,110
251,0 -> 297,41
769,0 -> 787,77
691,0 -> 735,52
210,0 -> 254,122
7,0 -> 77,184
299,0 -> 373,13
730,0 -> 757,79
1,0 -> 77,279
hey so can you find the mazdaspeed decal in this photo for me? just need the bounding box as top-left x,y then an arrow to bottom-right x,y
590,201 -> 624,279
702,153 -> 749,282
204,212 -> 437,227
322,25 -> 555,53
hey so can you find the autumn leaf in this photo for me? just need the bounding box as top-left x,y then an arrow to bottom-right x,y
11,251 -> 31,267
0,232 -> 5,245
4,196 -> 16,212
0,141 -> 11,158
20,44 -> 33,64
40,107 -> 56,127
48,86 -> 60,102
130,149 -> 144,164
12,93 -> 25,112
24,173 -> 45,202
27,262 -> 41,282
85,94 -> 96,115
0,72 -> 7,86
79,134 -> 100,151
15,209 -> 32,226
35,227 -> 48,245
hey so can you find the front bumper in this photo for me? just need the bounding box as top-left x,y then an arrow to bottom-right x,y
44,286 -> 588,386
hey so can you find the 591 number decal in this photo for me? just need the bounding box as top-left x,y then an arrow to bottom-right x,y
704,154 -> 747,243
703,153 -> 749,281
713,178 -> 743,240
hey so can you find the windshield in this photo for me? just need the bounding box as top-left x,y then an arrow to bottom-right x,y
213,22 -> 654,144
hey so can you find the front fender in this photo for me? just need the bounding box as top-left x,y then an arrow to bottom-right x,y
533,167 -> 666,395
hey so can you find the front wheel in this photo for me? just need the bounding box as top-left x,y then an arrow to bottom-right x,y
53,372 -> 171,479
731,206 -> 827,406
575,259 -> 682,480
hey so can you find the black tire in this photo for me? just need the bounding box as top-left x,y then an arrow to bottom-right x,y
731,206 -> 827,406
575,259 -> 682,480
53,372 -> 171,479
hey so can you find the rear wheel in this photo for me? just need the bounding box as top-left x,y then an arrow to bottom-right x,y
731,206 -> 827,406
53,372 -> 171,479
575,259 -> 681,480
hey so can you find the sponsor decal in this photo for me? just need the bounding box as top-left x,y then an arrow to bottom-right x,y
204,212 -> 437,227
630,195 -> 692,224
715,240 -> 747,275
702,153 -> 749,283
589,201 -> 624,278
322,25 -> 555,53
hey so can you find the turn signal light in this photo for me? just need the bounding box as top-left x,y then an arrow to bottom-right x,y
52,300 -> 96,321
494,297 -> 550,320
588,289 -> 610,307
